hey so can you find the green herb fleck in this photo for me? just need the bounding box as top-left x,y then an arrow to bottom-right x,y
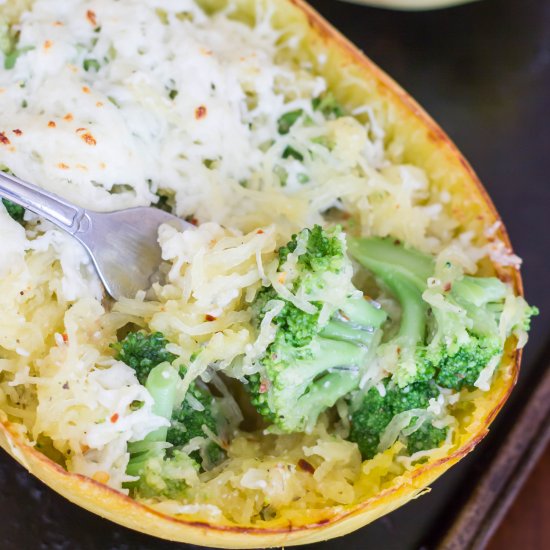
282,146 -> 303,161
277,109 -> 303,135
2,199 -> 25,222
83,58 -> 100,72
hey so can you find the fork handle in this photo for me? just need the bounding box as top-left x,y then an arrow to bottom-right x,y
0,171 -> 88,233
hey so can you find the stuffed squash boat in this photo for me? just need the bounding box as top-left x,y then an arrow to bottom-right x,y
0,0 -> 536,547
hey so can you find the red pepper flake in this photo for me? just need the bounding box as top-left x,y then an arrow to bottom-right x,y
0,132 -> 10,145
48,120 -> 56,128
205,314 -> 216,322
297,459 -> 315,474
64,113 -> 73,122
110,413 -> 119,423
259,382 -> 268,394
44,40 -> 53,50
187,217 -> 198,226
96,101 -> 103,107
53,21 -> 63,27
195,105 -> 207,120
443,282 -> 452,292
86,10 -> 97,26
75,127 -> 86,133
12,129 -> 22,136
256,229 -> 264,234
62,333 -> 69,343
57,162 -> 69,170
82,86 -> 91,94
80,132 -> 97,146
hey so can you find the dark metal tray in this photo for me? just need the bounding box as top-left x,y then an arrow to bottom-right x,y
1,0 -> 548,548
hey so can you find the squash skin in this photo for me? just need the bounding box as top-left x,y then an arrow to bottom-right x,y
0,0 -> 523,546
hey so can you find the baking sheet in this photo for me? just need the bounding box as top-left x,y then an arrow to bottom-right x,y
0,0 -> 548,547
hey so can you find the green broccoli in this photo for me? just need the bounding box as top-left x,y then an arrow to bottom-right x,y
347,237 -> 537,390
345,236 -> 538,459
111,331 -> 177,385
2,198 -> 25,222
348,380 -> 444,459
114,331 -> 225,472
167,380 -> 225,468
125,363 -> 198,500
406,423 -> 448,455
248,226 -> 387,433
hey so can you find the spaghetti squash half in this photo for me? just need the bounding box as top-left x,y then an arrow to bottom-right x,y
0,0 -> 536,547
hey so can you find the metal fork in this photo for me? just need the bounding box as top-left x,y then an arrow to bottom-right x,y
0,171 -> 193,300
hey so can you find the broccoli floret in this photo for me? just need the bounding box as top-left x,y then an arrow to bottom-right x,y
348,380 -> 443,459
253,287 -> 321,348
126,363 -> 199,500
346,237 -> 537,459
248,226 -> 387,433
111,331 -> 177,385
406,423 -> 448,455
432,344 -> 502,390
347,237 -> 537,390
115,331 -> 225,473
131,448 -> 199,500
2,198 -> 25,222
279,224 -> 345,276
167,381 -> 224,468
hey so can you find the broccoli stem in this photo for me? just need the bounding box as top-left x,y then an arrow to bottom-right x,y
127,363 -> 179,476
320,319 -> 374,346
347,237 -> 433,289
451,277 -> 508,338
321,297 -> 385,346
293,371 -> 359,424
146,362 -> 180,437
451,276 -> 507,306
339,296 -> 387,327
392,278 -> 428,346
276,337 -> 366,391
348,237 -> 432,345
